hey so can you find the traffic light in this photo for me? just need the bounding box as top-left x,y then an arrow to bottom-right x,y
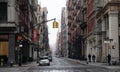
17,35 -> 23,47
53,21 -> 58,28
18,35 -> 22,40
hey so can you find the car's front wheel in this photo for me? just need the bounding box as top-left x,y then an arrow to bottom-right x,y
47,63 -> 50,66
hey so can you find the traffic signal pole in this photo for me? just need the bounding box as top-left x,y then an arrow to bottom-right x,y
34,18 -> 56,27
34,18 -> 56,63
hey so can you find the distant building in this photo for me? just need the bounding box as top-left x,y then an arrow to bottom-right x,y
40,7 -> 49,56
61,7 -> 68,57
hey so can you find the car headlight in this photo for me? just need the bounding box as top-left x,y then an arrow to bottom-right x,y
46,60 -> 49,63
40,61 -> 43,63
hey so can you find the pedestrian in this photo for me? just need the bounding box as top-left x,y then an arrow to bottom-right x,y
107,54 -> 111,65
88,54 -> 91,62
92,54 -> 96,63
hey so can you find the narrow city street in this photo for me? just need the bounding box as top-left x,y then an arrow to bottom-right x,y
1,0 -> 120,72
0,57 -> 120,72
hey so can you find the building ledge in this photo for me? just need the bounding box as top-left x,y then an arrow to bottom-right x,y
0,22 -> 16,27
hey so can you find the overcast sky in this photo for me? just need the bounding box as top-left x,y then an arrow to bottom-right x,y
38,0 -> 66,46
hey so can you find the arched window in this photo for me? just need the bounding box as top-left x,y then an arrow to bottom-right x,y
0,2 -> 7,22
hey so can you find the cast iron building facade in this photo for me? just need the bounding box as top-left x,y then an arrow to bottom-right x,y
0,0 -> 38,64
66,0 -> 120,63
0,0 -> 16,63
93,0 -> 120,63
67,0 -> 87,59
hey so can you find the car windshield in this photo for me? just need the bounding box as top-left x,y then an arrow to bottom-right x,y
40,56 -> 48,60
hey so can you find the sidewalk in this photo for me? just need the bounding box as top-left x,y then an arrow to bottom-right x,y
66,58 -> 120,69
13,61 -> 37,67
79,60 -> 120,69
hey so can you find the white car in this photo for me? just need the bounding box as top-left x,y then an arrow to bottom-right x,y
39,57 -> 50,66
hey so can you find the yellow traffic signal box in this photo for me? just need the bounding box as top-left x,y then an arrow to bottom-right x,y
53,21 -> 58,28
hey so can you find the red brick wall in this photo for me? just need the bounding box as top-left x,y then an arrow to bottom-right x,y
86,0 -> 95,33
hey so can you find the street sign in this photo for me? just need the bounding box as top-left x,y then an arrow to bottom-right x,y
19,44 -> 23,47
104,41 -> 110,43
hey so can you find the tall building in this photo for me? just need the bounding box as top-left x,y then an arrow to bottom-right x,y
61,7 -> 68,57
67,0 -> 85,59
86,0 -> 96,61
57,32 -> 62,57
0,0 -> 38,65
32,4 -> 41,61
66,0 -> 120,64
93,0 -> 120,63
0,0 -> 16,63
40,7 -> 49,56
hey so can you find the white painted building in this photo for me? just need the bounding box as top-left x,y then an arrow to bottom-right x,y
94,0 -> 120,63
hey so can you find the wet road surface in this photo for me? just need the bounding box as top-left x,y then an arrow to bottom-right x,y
0,57 -> 119,72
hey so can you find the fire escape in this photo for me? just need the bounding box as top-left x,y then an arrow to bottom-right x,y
15,0 -> 30,64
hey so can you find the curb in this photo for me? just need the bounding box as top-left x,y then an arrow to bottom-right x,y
66,58 -> 120,69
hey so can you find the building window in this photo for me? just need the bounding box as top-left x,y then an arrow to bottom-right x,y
104,15 -> 109,30
118,12 -> 120,27
0,2 -> 7,22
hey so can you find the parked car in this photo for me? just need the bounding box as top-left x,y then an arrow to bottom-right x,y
39,56 -> 50,66
48,56 -> 52,62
